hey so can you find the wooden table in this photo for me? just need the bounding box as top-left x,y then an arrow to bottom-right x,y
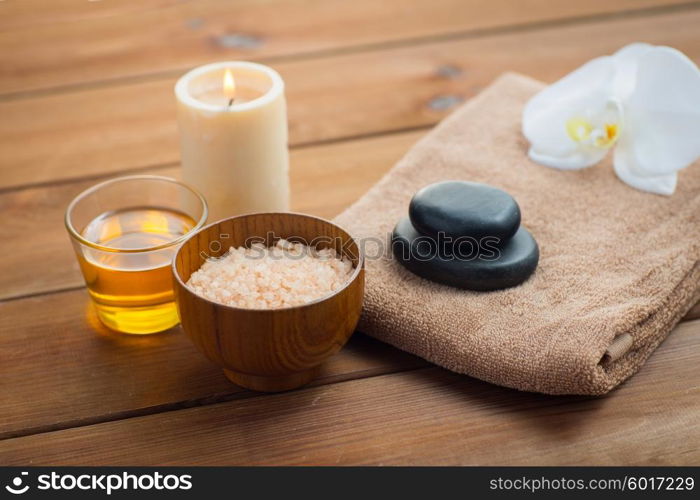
1,0 -> 699,466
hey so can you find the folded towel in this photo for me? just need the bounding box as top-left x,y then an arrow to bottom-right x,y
335,73 -> 700,395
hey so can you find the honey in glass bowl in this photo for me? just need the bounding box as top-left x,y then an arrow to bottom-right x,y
66,176 -> 207,334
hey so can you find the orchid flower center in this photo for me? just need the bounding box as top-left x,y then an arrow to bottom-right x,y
566,117 -> 620,149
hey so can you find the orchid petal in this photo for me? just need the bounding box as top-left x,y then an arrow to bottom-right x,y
613,141 -> 677,195
612,43 -> 653,99
617,46 -> 700,178
523,57 -> 617,169
529,146 -> 608,170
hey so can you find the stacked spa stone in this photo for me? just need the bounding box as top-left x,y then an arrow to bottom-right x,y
392,181 -> 539,291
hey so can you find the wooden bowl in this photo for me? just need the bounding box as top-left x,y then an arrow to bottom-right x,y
172,212 -> 365,392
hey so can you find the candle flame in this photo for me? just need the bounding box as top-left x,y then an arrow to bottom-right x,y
223,69 -> 236,100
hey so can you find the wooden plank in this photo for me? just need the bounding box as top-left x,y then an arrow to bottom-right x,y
0,131 -> 420,300
3,8 -> 700,191
0,287 -> 426,440
685,301 -> 700,321
0,0 -> 182,30
0,0 -> 689,95
2,319 -> 698,465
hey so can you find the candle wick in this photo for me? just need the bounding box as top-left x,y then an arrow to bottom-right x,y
228,98 -> 234,107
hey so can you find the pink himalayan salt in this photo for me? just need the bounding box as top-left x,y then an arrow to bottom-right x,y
186,239 -> 354,309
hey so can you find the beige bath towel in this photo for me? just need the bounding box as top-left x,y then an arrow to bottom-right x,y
335,73 -> 700,395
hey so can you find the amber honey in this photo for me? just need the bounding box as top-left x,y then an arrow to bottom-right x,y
77,207 -> 196,334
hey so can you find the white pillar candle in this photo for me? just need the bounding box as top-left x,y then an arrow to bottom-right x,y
175,61 -> 289,221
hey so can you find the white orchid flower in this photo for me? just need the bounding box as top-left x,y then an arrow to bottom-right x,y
523,43 -> 700,195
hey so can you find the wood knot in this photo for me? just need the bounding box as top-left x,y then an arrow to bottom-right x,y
216,33 -> 263,49
185,18 -> 205,30
427,95 -> 463,111
436,65 -> 463,79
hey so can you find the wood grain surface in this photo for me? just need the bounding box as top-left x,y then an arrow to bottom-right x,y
0,287 -> 425,439
3,8 -> 700,190
1,0 -> 699,465
2,319 -> 698,465
0,0 -> 690,95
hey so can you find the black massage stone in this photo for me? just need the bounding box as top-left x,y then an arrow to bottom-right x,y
409,180 -> 521,242
392,216 -> 539,291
